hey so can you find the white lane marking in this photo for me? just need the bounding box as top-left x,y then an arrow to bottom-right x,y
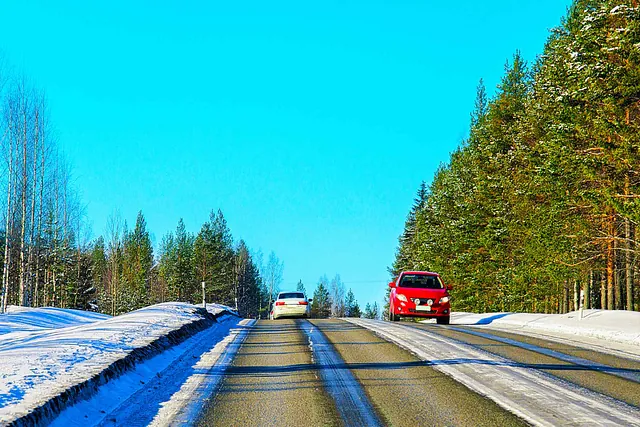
300,321 -> 382,427
347,318 -> 640,427
445,325 -> 640,383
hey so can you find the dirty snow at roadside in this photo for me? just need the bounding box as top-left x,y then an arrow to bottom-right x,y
438,310 -> 640,356
0,302 -> 219,424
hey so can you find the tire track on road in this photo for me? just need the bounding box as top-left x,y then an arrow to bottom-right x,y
197,319 -> 341,427
299,320 -> 382,427
312,319 -> 526,427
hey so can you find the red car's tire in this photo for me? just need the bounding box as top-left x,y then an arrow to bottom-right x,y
436,316 -> 450,325
389,307 -> 400,322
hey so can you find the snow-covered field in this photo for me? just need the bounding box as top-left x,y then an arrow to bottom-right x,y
0,303 -> 230,425
435,309 -> 640,358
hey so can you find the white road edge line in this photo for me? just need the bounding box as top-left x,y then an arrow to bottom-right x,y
155,318 -> 255,426
347,318 -> 640,427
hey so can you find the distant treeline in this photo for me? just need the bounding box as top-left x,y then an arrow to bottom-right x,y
0,55 -> 278,317
94,209 -> 272,317
304,274 -> 379,319
392,1 -> 640,313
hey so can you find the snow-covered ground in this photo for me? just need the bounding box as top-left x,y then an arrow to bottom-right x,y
0,305 -> 109,335
50,317 -> 251,427
433,309 -> 640,358
0,302 -> 229,425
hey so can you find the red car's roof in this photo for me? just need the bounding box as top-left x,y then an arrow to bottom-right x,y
401,271 -> 440,276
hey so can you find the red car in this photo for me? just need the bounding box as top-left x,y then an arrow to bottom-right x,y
388,271 -> 451,324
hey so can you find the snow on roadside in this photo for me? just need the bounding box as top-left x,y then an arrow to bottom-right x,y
0,302 -> 221,425
441,309 -> 640,350
0,305 -> 109,335
50,316 -> 250,427
200,303 -> 237,317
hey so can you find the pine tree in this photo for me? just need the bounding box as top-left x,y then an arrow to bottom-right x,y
121,211 -> 153,311
364,302 -> 373,319
344,288 -> 361,317
371,302 -> 379,319
296,279 -> 306,295
311,282 -> 332,318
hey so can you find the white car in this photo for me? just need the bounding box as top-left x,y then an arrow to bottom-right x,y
270,292 -> 312,320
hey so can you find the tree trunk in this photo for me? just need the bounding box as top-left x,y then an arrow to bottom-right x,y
19,93 -> 28,306
1,105 -> 14,313
562,280 -> 569,314
600,271 -> 607,309
585,270 -> 592,310
573,280 -> 579,312
614,237 -> 622,310
607,211 -> 615,310
34,120 -> 45,307
27,105 -> 38,307
625,181 -> 634,311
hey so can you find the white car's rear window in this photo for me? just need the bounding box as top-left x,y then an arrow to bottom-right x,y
278,292 -> 305,299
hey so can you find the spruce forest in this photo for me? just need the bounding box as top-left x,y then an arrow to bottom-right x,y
392,0 -> 640,313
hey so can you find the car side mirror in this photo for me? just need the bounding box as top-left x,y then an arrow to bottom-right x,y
308,298 -> 313,303
388,281 -> 396,288
446,285 -> 453,291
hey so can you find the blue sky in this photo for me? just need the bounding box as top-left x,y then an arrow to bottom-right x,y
0,0 -> 572,307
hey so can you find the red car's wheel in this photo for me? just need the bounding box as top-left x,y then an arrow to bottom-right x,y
436,316 -> 450,325
389,306 -> 400,322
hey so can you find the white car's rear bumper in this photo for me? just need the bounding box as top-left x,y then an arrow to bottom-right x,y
273,305 -> 308,319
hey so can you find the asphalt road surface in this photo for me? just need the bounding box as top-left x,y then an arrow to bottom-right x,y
62,316 -> 640,426
407,322 -> 640,408
197,319 -> 527,426
196,319 -> 341,426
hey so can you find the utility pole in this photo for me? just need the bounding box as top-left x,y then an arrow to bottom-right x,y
202,281 -> 206,310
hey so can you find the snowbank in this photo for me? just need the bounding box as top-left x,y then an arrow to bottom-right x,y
201,302 -> 238,317
446,309 -> 640,347
0,305 -> 109,335
0,302 -> 232,426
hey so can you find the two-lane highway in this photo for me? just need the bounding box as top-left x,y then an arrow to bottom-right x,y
60,316 -> 640,426
197,319 -> 527,426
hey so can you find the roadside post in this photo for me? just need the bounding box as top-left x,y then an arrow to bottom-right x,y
202,281 -> 206,310
579,289 -> 584,320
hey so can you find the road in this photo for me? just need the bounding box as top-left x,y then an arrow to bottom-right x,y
50,316 -> 640,426
193,317 -> 640,426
